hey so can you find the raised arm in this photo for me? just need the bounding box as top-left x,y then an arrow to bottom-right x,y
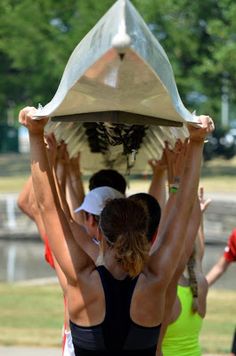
156,139 -> 187,234
45,137 -> 98,262
148,152 -> 167,211
206,256 -> 230,286
18,107 -> 93,284
196,187 -> 212,263
65,152 -> 85,223
148,115 -> 215,287
18,175 -> 47,240
17,176 -> 35,220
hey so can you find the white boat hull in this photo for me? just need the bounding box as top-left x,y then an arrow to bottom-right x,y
38,0 -> 197,173
36,0 -> 195,125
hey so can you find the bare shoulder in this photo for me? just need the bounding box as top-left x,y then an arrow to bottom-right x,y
69,265 -> 103,298
67,267 -> 105,326
129,273 -> 165,326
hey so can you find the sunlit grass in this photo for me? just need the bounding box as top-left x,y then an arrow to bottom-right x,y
0,177 -> 30,193
0,154 -> 235,193
201,289 -> 236,354
0,283 -> 235,354
0,283 -> 63,347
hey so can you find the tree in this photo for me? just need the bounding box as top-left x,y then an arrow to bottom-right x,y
0,0 -> 235,126
134,0 -> 236,123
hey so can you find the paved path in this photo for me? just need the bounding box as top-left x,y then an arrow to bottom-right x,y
0,347 -> 228,356
0,346 -> 60,355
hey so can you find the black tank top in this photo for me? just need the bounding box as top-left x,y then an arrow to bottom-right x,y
70,265 -> 161,355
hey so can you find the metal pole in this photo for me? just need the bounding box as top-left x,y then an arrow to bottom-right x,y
221,73 -> 229,128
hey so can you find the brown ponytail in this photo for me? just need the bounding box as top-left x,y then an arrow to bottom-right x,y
187,253 -> 199,313
100,198 -> 149,277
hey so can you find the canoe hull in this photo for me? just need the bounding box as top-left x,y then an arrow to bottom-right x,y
39,0 -> 195,173
36,1 -> 195,125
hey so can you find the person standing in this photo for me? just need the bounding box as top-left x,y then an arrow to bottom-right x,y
19,106 -> 214,355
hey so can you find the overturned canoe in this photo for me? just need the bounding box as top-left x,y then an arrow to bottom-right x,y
36,0 -> 195,125
37,0 -> 196,173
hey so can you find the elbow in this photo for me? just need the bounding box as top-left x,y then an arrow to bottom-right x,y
17,197 -> 24,211
17,195 -> 28,214
37,196 -> 61,217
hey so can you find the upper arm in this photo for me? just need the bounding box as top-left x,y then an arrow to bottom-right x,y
69,220 -> 99,263
17,176 -> 34,219
148,195 -> 190,284
42,206 -> 93,284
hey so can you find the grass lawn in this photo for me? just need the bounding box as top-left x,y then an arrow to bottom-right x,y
0,283 -> 63,347
200,156 -> 236,192
0,153 -> 236,193
0,153 -> 31,193
0,282 -> 235,354
201,289 -> 236,354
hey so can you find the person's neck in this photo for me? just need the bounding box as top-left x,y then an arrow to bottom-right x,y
103,249 -> 128,280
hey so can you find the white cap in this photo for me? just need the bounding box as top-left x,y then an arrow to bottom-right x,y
74,186 -> 124,216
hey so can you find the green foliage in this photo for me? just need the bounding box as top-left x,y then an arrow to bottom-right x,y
134,0 -> 236,121
0,0 -> 235,125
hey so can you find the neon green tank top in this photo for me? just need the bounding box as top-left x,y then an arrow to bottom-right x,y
162,285 -> 203,356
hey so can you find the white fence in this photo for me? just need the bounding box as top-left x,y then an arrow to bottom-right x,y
0,194 -> 37,237
0,194 -> 235,242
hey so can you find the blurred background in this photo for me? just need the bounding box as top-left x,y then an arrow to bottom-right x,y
0,0 -> 235,355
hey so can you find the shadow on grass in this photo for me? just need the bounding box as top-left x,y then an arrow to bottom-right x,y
0,153 -> 30,177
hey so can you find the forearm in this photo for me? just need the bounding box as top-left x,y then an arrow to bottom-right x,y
206,265 -> 226,286
149,170 -> 167,210
179,139 -> 204,205
70,172 -> 85,204
55,162 -> 67,198
168,141 -> 204,254
30,132 -> 58,211
184,198 -> 201,260
195,224 -> 205,264
66,174 -> 84,223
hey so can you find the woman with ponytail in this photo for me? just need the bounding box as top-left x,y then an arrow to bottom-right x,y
99,198 -> 150,277
19,106 -> 214,356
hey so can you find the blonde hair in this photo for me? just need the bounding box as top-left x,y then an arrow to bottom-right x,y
100,198 -> 149,277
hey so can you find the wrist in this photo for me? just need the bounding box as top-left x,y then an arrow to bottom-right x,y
71,177 -> 82,183
168,177 -> 180,194
70,174 -> 82,182
189,136 -> 206,144
29,130 -> 44,137
169,185 -> 179,194
153,168 -> 166,177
